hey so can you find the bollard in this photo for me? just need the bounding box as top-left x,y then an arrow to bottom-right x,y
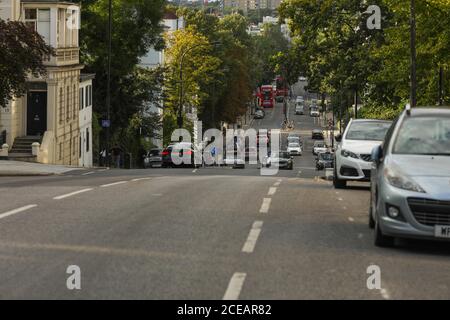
0,144 -> 9,159
32,142 -> 40,156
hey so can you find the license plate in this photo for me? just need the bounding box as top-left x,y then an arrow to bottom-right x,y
434,225 -> 450,238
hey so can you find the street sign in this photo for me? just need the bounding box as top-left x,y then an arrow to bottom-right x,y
102,120 -> 111,128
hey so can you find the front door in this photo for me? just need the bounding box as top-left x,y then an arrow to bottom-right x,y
27,91 -> 47,136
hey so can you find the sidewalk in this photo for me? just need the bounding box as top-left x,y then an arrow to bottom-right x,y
0,160 -> 78,176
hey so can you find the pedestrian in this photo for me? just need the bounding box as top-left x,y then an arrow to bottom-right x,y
100,149 -> 106,167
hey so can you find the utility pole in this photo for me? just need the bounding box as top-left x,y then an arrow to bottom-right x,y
410,0 -> 417,107
106,0 -> 112,166
439,66 -> 444,106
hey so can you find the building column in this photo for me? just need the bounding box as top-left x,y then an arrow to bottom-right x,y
46,79 -> 58,132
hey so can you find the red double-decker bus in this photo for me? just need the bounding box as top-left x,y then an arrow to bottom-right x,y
275,76 -> 289,101
259,85 -> 275,108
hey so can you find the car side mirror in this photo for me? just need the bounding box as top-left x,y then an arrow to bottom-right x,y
371,145 -> 384,165
335,134 -> 342,142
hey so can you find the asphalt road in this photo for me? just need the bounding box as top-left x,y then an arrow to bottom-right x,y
0,97 -> 449,300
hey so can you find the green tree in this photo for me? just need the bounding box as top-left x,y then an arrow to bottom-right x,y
0,19 -> 54,108
75,0 -> 165,134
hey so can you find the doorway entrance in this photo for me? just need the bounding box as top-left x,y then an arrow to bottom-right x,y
27,91 -> 47,136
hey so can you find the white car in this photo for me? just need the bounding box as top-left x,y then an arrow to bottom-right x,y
287,142 -> 302,156
313,141 -> 328,155
295,104 -> 304,115
310,108 -> 320,117
334,119 -> 392,188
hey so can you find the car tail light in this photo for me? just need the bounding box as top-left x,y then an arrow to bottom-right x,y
162,150 -> 169,156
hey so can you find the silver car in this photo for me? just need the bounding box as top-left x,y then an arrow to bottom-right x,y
370,106 -> 450,247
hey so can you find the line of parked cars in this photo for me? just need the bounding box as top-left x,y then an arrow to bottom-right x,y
333,106 -> 450,247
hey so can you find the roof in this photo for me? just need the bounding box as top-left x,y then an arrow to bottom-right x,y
21,0 -> 76,4
409,107 -> 450,116
80,73 -> 95,82
351,119 -> 392,123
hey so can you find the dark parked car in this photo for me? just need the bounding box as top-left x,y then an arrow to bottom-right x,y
312,129 -> 324,140
316,152 -> 334,170
162,143 -> 200,168
144,148 -> 162,168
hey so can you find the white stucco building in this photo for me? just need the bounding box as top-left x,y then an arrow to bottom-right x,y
0,0 -> 94,167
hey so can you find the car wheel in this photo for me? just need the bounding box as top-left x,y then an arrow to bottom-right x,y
369,191 -> 376,229
374,219 -> 395,248
333,166 -> 346,189
369,205 -> 376,229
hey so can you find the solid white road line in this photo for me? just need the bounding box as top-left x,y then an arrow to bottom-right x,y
348,217 -> 355,222
273,181 -> 281,187
268,187 -> 277,196
0,205 -> 37,220
242,221 -> 263,253
192,169 -> 198,173
223,273 -> 247,300
53,188 -> 93,200
131,177 -> 152,182
100,181 -> 127,188
259,198 -> 272,213
82,171 -> 95,176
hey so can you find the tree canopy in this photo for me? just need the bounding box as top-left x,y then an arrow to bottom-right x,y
279,0 -> 450,120
0,20 -> 54,108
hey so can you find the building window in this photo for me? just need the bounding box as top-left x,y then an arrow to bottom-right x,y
24,9 -> 50,44
86,128 -> 90,152
80,88 -> 84,110
58,9 -> 65,47
59,142 -> 62,160
85,86 -> 89,108
79,136 -> 82,158
73,137 -> 76,156
89,85 -> 93,106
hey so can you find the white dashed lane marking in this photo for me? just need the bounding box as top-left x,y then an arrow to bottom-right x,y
223,273 -> 247,300
131,177 -> 152,182
259,198 -> 272,213
53,188 -> 93,200
100,181 -> 128,188
0,205 -> 37,221
242,221 -> 263,253
268,187 -> 277,196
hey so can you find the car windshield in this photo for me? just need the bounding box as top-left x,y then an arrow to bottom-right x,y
319,153 -> 333,160
149,150 -> 160,156
346,121 -> 391,141
289,143 -> 299,147
393,116 -> 450,155
273,152 -> 290,158
315,143 -> 325,147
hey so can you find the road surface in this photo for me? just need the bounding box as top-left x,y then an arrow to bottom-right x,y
0,97 -> 449,300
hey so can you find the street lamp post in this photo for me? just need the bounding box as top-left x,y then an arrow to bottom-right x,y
410,0 -> 417,107
106,0 -> 112,167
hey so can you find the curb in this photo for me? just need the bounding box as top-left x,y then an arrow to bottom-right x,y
0,172 -> 56,177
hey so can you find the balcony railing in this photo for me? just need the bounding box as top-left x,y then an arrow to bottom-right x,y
56,47 -> 79,63
45,47 -> 79,66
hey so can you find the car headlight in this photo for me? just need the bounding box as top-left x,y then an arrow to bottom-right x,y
383,167 -> 426,193
341,149 -> 359,159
